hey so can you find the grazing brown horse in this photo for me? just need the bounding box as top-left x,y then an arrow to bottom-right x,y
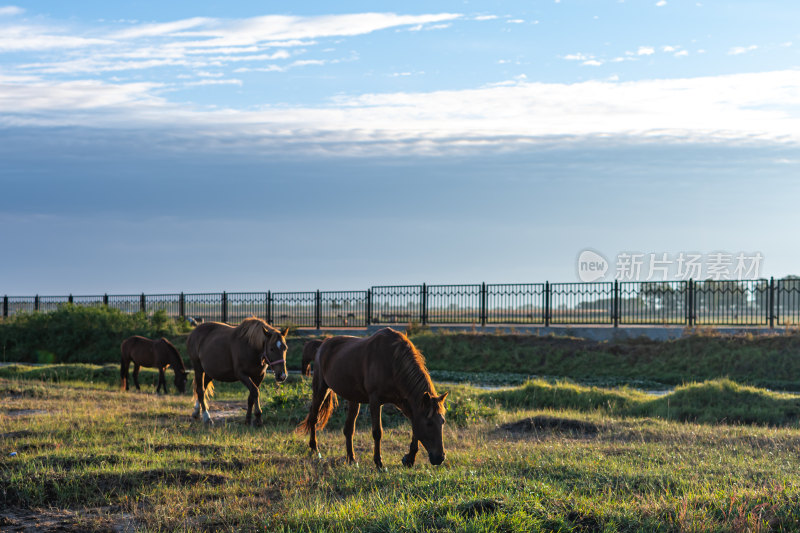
301,339 -> 323,376
120,336 -> 189,394
298,328 -> 448,469
187,317 -> 288,426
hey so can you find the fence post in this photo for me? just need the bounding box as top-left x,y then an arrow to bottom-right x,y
480,282 -> 487,327
315,290 -> 321,330
769,277 -> 775,329
421,283 -> 428,325
178,292 -> 184,318
68,294 -> 73,305
3,295 -> 7,318
544,282 -> 550,327
613,280 -> 619,328
35,295 -> 39,312
687,279 -> 694,327
266,291 -> 272,324
222,292 -> 228,323
366,289 -> 372,326
103,293 -> 109,307
140,293 -> 145,313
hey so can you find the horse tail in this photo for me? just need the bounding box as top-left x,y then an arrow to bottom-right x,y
297,369 -> 338,434
301,339 -> 323,376
190,376 -> 214,401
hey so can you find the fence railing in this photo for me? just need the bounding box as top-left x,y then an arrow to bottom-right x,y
2,278 -> 798,329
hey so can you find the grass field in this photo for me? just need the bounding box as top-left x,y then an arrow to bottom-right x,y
3,366 -> 800,531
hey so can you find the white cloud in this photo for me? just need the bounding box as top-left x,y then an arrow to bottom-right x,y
474,15 -> 498,21
5,70 -> 800,155
729,45 -> 758,55
637,46 -> 655,56
507,19 -> 525,24
674,50 -> 689,57
183,78 -> 243,87
656,1 -> 667,6
583,60 -> 603,66
0,5 -> 23,16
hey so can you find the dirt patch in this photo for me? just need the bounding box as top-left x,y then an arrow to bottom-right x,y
500,415 -> 601,436
1,469 -> 228,507
3,410 -> 48,418
152,443 -> 225,454
0,430 -> 33,440
0,506 -> 129,533
458,498 -> 505,517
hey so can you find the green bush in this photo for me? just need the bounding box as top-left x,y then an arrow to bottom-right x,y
0,305 -> 188,364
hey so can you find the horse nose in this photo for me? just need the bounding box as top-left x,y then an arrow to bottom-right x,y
430,452 -> 445,466
276,372 -> 287,383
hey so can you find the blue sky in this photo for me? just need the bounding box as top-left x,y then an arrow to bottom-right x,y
2,1 -> 800,294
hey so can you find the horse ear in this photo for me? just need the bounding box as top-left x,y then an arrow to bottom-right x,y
281,327 -> 290,338
421,391 -> 431,407
437,391 -> 449,403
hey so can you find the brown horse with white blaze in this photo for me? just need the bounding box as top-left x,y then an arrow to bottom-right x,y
187,317 -> 288,426
298,328 -> 448,469
120,336 -> 189,394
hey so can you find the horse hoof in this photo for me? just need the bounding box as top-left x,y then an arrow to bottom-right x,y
402,455 -> 415,468
251,418 -> 263,428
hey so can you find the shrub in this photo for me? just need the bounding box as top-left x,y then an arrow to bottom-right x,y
0,305 -> 187,364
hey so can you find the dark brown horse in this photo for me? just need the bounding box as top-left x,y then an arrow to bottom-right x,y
301,339 -> 323,376
120,336 -> 189,394
298,328 -> 448,469
187,317 -> 288,426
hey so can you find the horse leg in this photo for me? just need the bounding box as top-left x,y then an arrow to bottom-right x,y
344,401 -> 361,464
201,374 -> 213,425
121,356 -> 130,391
306,384 -> 331,453
238,374 -> 262,427
157,368 -> 167,394
402,437 -> 419,467
369,398 -> 384,470
191,370 -> 203,419
132,364 -> 141,391
396,403 -> 418,467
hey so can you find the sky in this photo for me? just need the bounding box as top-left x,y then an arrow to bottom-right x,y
2,0 -> 800,294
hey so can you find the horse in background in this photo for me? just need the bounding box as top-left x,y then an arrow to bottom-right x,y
120,336 -> 189,394
301,339 -> 323,376
298,327 -> 448,469
187,317 -> 289,426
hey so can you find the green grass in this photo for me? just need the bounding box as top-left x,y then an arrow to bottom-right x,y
4,371 -> 800,531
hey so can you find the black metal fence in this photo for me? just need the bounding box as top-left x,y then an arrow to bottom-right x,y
2,278 -> 799,329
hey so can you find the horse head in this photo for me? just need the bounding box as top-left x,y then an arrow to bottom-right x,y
174,369 -> 190,394
262,327 -> 289,383
412,391 -> 449,465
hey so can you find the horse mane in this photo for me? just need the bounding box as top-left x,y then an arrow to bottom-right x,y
390,330 -> 442,413
160,338 -> 186,371
234,317 -> 279,350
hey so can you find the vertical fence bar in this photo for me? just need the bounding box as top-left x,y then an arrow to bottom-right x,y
179,292 -> 185,318
421,283 -> 428,325
315,290 -> 321,330
366,289 -> 372,326
480,282 -> 487,327
222,292 -> 228,323
266,291 -> 272,324
35,295 -> 39,312
688,279 -> 694,327
613,280 -> 619,328
769,277 -> 775,329
544,282 -> 550,327
103,293 -> 109,306
3,296 -> 7,318
68,294 -> 73,305
139,293 -> 145,313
